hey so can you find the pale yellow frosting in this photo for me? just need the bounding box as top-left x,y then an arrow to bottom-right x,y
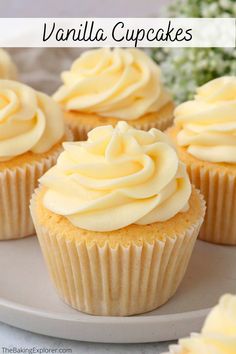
175,76 -> 236,164
53,48 -> 171,120
0,49 -> 17,79
0,80 -> 65,160
166,294 -> 236,354
202,294 -> 236,337
40,121 -> 191,232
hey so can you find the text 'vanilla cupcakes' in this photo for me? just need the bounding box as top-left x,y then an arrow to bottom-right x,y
0,80 -> 72,240
0,49 -> 17,79
53,48 -> 174,140
30,121 -> 205,316
163,294 -> 236,354
167,76 -> 236,245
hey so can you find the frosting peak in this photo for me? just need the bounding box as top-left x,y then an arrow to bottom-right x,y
53,48 -> 171,120
40,121 -> 191,232
175,76 -> 236,164
0,80 -> 65,160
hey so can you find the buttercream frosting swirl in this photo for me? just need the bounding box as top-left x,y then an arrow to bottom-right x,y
0,80 -> 65,160
40,121 -> 191,232
0,49 -> 17,79
175,76 -> 236,164
53,48 -> 171,120
165,294 -> 236,354
202,294 -> 236,337
179,294 -> 236,354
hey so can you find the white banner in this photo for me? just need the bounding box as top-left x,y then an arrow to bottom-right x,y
0,18 -> 235,47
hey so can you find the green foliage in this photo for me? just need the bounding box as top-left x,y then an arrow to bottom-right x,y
152,0 -> 236,102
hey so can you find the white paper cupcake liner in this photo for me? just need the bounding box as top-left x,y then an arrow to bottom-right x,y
188,164 -> 236,245
30,189 -> 205,316
0,129 -> 73,240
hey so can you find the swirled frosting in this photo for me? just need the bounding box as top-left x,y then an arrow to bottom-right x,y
202,294 -> 236,337
175,76 -> 236,164
0,80 -> 65,160
40,121 -> 191,232
53,48 -> 171,120
0,49 -> 17,79
165,294 -> 236,354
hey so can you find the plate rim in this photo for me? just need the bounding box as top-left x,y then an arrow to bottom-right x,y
0,296 -> 211,323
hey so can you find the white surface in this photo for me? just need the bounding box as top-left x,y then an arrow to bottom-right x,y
0,322 -> 173,354
0,237 -> 235,344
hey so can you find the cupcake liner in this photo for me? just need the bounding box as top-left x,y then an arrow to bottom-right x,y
166,126 -> 236,245
132,113 -> 174,133
66,109 -> 174,141
0,129 -> 73,241
30,189 -> 205,316
187,164 -> 236,245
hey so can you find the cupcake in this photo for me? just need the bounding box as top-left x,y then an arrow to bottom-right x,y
30,121 -> 205,316
163,294 -> 236,354
53,48 -> 174,140
0,49 -> 17,79
0,80 -> 71,240
167,76 -> 236,245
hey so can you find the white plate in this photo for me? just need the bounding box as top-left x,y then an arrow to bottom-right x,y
0,237 -> 235,343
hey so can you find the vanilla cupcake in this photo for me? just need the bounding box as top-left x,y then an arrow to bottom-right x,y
53,48 -> 174,140
30,121 -> 205,316
167,76 -> 236,245
0,80 -> 71,240
164,294 -> 236,354
0,49 -> 17,79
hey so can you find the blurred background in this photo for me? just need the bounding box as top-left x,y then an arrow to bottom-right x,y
0,0 -> 170,17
